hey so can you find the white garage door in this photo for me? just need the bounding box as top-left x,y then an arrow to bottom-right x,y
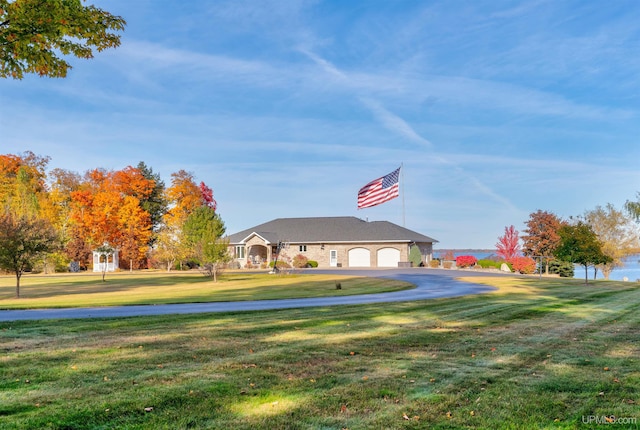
348,248 -> 371,267
377,247 -> 400,267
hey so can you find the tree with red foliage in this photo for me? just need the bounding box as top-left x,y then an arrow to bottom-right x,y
521,210 -> 565,274
199,181 -> 217,211
496,225 -> 521,261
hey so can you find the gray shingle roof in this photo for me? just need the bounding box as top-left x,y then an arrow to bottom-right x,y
227,216 -> 438,244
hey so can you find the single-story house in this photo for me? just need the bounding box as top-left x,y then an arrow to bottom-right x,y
226,216 -> 438,268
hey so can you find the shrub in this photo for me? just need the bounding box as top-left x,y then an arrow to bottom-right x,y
477,259 -> 502,269
510,256 -> 536,274
292,254 -> 308,268
429,259 -> 440,268
455,255 -> 477,268
443,261 -> 453,269
409,245 -> 422,267
549,259 -> 575,277
269,260 -> 291,269
307,260 -> 318,268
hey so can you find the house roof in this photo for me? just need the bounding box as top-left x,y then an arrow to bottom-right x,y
227,216 -> 438,245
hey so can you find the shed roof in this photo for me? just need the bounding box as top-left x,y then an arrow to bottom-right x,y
227,216 -> 438,245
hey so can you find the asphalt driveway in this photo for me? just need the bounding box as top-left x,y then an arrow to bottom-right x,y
0,268 -> 504,322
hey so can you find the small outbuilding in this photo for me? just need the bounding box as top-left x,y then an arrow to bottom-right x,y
227,216 -> 438,269
92,248 -> 119,272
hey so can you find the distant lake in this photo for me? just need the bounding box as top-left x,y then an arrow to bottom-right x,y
578,253 -> 640,282
433,250 -> 640,282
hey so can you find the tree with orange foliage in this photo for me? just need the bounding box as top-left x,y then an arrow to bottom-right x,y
164,170 -> 202,228
68,166 -> 154,270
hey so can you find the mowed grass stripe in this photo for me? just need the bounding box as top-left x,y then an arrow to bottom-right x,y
0,277 -> 638,429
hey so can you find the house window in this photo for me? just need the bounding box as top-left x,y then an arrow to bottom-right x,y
235,245 -> 245,259
299,245 -> 307,252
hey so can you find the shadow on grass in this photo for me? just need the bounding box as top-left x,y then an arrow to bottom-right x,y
1,278 -> 638,429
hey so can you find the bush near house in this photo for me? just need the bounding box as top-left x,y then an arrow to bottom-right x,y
292,254 -> 308,268
306,260 -> 318,268
455,255 -> 477,268
269,260 -> 291,269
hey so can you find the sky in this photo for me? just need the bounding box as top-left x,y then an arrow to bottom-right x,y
1,0 -> 639,249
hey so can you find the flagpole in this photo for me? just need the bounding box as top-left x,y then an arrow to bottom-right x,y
401,163 -> 405,227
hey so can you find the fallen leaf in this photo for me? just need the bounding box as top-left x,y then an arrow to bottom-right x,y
470,410 -> 475,416
144,407 -> 153,412
402,413 -> 410,420
613,378 -> 620,383
362,376 -> 368,381
490,347 -> 496,352
349,351 -> 355,356
446,411 -> 452,419
429,378 -> 436,382
341,404 -> 347,413
603,367 -> 610,371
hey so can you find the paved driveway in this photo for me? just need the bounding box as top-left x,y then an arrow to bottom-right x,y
0,268 -> 503,322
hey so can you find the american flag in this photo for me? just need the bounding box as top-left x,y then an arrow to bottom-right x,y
357,167 -> 401,209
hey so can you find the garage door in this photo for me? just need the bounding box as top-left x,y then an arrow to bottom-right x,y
348,248 -> 371,267
377,247 -> 400,267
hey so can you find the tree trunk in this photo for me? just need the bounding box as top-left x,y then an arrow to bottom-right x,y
15,272 -> 21,298
584,265 -> 589,284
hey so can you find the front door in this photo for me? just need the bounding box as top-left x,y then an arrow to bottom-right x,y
330,250 -> 338,267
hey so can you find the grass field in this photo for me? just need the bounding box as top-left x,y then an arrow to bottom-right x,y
1,276 -> 639,429
0,271 -> 412,309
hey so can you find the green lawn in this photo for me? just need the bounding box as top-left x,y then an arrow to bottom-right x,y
0,271 -> 412,309
0,276 -> 638,429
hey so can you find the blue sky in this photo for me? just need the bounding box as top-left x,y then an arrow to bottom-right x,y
2,0 -> 639,249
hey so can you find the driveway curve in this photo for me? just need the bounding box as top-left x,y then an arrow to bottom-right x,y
0,268 -> 504,322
